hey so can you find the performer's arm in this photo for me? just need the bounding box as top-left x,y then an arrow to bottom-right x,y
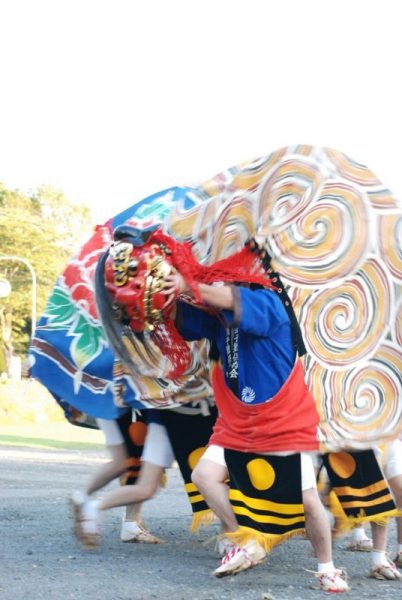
163,272 -> 234,310
164,272 -> 290,337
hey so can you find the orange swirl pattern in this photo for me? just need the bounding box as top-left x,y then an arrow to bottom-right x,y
323,148 -> 398,210
267,182 -> 370,286
258,158 -> 327,234
298,258 -> 392,367
323,148 -> 382,187
168,145 -> 402,448
395,300 -> 402,347
378,213 -> 402,281
306,344 -> 402,448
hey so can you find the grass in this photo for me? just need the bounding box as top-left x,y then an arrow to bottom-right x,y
0,422 -> 104,450
0,379 -> 104,450
0,435 -> 103,450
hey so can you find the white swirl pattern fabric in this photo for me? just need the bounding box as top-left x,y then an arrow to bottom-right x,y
30,145 -> 401,447
167,145 -> 402,449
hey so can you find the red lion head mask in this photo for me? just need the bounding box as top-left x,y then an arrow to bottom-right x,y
104,226 -> 177,333
98,224 -> 276,379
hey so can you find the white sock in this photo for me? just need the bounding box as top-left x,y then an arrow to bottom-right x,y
123,518 -> 139,525
71,490 -> 89,504
84,499 -> 100,518
122,521 -> 142,533
317,561 -> 335,573
351,526 -> 368,543
372,550 -> 388,567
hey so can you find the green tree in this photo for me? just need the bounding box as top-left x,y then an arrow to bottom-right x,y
0,182 -> 93,356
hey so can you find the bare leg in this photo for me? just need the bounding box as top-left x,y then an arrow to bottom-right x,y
303,487 -> 332,563
395,516 -> 402,568
119,467 -> 164,544
192,457 -> 267,577
303,486 -> 350,591
191,458 -> 238,532
85,443 -> 156,537
388,473 -> 402,510
397,518 -> 402,546
368,521 -> 402,579
124,503 -> 143,521
370,521 -> 388,553
85,443 -> 128,496
388,473 -> 402,565
84,443 -> 145,525
98,461 -> 164,511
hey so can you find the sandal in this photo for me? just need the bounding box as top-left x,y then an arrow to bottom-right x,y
316,569 -> 350,592
394,552 -> 402,568
120,520 -> 163,544
370,559 -> 402,581
347,538 -> 373,552
69,491 -> 100,550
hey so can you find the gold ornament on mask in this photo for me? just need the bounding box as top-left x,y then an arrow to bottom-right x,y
110,241 -> 134,287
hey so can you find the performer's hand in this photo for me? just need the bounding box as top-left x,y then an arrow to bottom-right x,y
163,269 -> 188,296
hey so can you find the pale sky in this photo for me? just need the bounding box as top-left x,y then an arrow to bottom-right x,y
1,0 -> 401,224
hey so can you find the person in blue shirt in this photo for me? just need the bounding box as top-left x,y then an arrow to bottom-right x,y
162,268 -> 350,592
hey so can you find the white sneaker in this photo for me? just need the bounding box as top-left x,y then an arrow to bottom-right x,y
213,545 -> 252,577
215,537 -> 236,557
244,539 -> 266,563
120,520 -> 163,544
69,491 -> 100,550
213,539 -> 266,577
316,569 -> 350,592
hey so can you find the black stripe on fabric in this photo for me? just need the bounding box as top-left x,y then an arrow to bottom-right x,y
336,489 -> 394,503
342,500 -> 396,518
187,490 -> 202,498
224,449 -> 305,537
234,514 -> 305,535
191,500 -> 210,514
230,498 -> 304,520
126,466 -> 141,474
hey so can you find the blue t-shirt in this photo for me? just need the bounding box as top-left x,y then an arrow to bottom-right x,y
177,287 -> 295,405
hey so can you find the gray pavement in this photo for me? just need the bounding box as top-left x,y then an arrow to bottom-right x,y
0,445 -> 400,600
